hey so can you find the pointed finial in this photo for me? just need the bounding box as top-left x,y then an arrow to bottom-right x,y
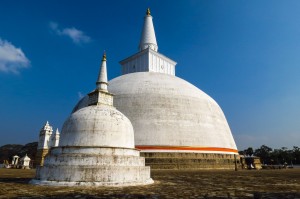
146,8 -> 151,16
102,51 -> 106,61
96,51 -> 108,91
46,121 -> 49,126
88,51 -> 114,106
139,8 -> 158,51
56,128 -> 60,134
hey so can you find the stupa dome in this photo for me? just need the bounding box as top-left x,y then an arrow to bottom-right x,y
72,8 -> 237,155
31,53 -> 153,185
73,72 -> 237,153
61,104 -> 134,148
109,72 -> 237,152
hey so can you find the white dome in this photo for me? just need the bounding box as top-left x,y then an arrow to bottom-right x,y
73,72 -> 237,154
108,72 -> 237,153
32,53 -> 153,186
61,104 -> 134,148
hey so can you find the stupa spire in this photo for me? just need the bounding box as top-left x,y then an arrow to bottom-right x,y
88,51 -> 113,106
139,8 -> 158,52
96,52 -> 108,91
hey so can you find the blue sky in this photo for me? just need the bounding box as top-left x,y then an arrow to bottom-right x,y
0,0 -> 299,150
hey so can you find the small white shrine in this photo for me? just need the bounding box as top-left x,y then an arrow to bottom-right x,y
30,53 -> 153,186
20,154 -> 31,169
12,155 -> 20,166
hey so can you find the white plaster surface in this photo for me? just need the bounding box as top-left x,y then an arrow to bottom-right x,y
50,146 -> 141,156
20,154 -> 31,167
96,55 -> 108,90
108,72 -> 237,151
36,165 -> 151,182
60,105 -> 134,148
44,147 -> 145,167
32,146 -> 153,186
51,129 -> 60,147
33,102 -> 152,186
120,48 -> 176,76
139,14 -> 157,52
37,122 -> 53,150
33,46 -> 153,186
72,72 -> 237,152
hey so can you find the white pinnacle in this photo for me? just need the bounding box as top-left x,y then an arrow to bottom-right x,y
139,8 -> 158,52
96,52 -> 108,91
88,52 -> 113,106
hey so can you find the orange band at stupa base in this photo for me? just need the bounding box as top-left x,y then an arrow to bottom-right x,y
135,145 -> 238,153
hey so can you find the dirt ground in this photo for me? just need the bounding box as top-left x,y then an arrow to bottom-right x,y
0,168 -> 299,199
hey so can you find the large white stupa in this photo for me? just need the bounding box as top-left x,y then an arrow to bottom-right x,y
31,53 -> 153,186
73,9 -> 238,169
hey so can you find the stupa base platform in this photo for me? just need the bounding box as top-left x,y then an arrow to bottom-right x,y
141,152 -> 238,170
30,147 -> 153,186
30,178 -> 154,187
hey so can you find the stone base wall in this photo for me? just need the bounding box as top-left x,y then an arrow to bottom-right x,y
240,157 -> 262,170
141,152 -> 238,170
31,147 -> 153,186
35,149 -> 49,167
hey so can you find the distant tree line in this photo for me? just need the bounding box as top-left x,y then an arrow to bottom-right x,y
239,145 -> 300,165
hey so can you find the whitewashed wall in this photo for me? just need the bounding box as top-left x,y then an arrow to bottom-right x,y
121,48 -> 176,76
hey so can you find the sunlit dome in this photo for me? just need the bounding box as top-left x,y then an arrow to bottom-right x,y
72,8 -> 237,155
109,72 -> 237,153
31,53 -> 153,186
61,105 -> 134,148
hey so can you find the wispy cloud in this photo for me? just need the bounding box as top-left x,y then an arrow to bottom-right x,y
49,22 -> 91,44
0,38 -> 30,74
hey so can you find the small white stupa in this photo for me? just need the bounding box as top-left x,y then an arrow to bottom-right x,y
35,121 -> 60,166
20,154 -> 31,169
30,53 -> 153,186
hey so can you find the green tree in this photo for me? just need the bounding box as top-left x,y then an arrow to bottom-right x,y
240,145 -> 300,165
278,147 -> 292,164
292,146 -> 300,164
244,147 -> 254,156
254,145 -> 272,164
